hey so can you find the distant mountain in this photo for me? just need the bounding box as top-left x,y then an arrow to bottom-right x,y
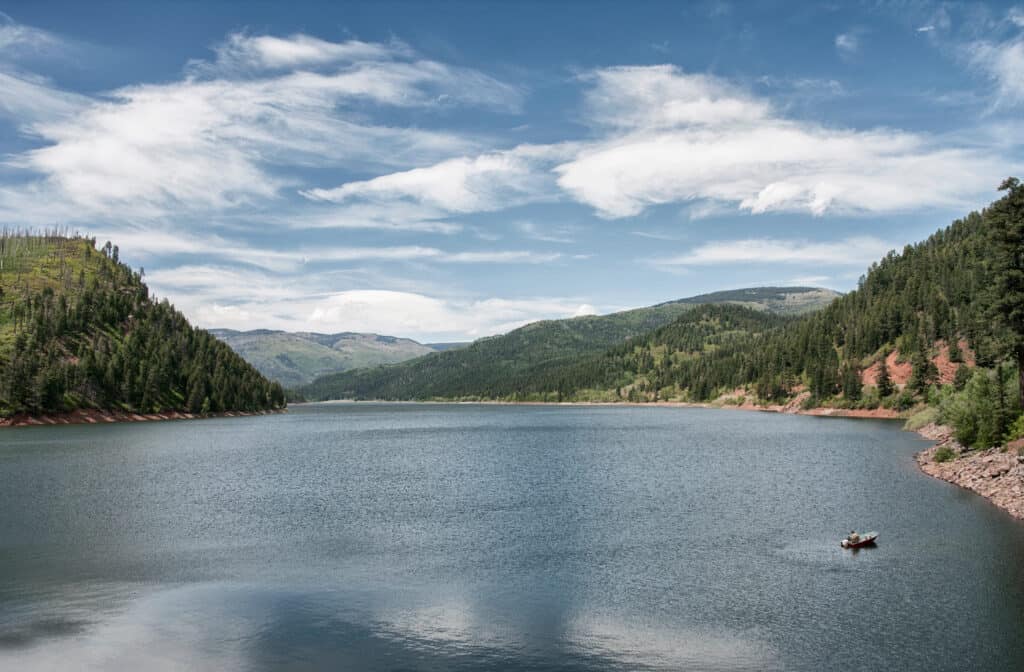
210,329 -> 452,388
299,286 -> 839,401
668,287 -> 841,316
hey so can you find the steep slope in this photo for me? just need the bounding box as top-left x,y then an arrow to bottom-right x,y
299,286 -> 836,401
210,329 -> 439,387
0,234 -> 285,418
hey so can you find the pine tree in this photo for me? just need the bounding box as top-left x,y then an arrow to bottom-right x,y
876,357 -> 894,397
988,177 -> 1024,409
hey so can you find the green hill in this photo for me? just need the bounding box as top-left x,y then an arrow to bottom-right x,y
0,233 -> 285,418
451,181 -> 1024,449
298,286 -> 838,401
210,329 -> 444,388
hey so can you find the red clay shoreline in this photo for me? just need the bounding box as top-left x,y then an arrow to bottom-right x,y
0,407 -> 285,428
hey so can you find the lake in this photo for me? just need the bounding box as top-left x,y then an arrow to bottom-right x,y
1,403 -> 1023,671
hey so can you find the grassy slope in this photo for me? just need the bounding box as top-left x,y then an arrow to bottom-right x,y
0,236 -> 100,356
299,287 -> 837,401
211,329 -> 437,387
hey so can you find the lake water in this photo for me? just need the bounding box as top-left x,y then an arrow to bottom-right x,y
1,403 -> 1023,671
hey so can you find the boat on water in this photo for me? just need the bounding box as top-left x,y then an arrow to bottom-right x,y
841,531 -> 878,548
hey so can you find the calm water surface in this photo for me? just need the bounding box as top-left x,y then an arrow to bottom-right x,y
1,403 -> 1023,671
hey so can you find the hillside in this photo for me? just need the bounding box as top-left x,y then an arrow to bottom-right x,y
471,210 -> 998,405
0,233 -> 286,418
210,329 -> 444,388
667,287 -> 841,316
298,286 -> 836,401
441,183 -> 1024,441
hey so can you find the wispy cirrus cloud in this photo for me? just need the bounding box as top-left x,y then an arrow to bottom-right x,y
0,31 -> 522,222
195,32 -> 412,73
0,70 -> 88,124
835,31 -> 860,57
651,236 -> 895,268
301,143 -> 573,215
967,28 -> 1024,106
87,226 -> 561,272
0,12 -> 65,56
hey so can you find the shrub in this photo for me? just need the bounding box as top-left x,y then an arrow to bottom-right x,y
934,446 -> 955,463
1008,414 -> 1024,443
893,389 -> 916,412
940,367 -> 1018,449
904,406 -> 939,432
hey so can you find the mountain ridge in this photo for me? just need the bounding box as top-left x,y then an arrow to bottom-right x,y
210,328 -> 462,388
298,286 -> 839,401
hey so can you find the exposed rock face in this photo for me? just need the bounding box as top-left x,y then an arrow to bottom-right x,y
916,425 -> 1024,520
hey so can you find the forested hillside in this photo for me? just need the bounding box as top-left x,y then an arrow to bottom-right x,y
0,233 -> 286,418
480,190 -> 1016,413
211,329 -> 441,388
299,287 -> 836,401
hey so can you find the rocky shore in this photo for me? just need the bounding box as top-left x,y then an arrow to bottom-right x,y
0,407 -> 285,428
914,423 -> 1024,520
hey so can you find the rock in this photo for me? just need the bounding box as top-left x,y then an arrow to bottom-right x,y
987,464 -> 1009,478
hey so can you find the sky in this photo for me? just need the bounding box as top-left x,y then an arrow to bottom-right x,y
0,1 -> 1022,342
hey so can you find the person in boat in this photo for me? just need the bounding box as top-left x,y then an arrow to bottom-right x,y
848,530 -> 860,544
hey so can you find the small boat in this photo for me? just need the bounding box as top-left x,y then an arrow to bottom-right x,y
841,532 -> 878,548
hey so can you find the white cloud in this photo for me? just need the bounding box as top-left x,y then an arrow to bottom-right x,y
967,35 -> 1024,106
202,32 -> 410,72
84,226 -> 562,272
145,266 -> 603,340
0,13 -> 63,55
283,201 -> 463,234
1011,8 -> 1024,28
835,32 -> 859,56
554,65 -> 1008,218
301,148 -> 547,213
582,65 -> 769,130
301,143 -> 573,216
0,32 -> 521,221
0,70 -> 88,125
516,220 -> 575,243
652,236 -> 895,267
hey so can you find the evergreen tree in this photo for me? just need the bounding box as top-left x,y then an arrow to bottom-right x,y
876,357 -> 894,397
988,177 -> 1024,409
841,362 -> 862,401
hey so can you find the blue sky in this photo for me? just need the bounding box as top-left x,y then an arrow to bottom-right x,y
1,1 -> 1022,341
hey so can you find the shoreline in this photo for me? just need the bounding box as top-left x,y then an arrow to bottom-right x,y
913,425 -> 1024,520
305,397 -> 903,419
0,407 -> 286,429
